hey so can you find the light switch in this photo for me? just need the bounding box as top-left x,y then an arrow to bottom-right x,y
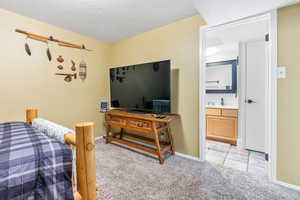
277,67 -> 286,79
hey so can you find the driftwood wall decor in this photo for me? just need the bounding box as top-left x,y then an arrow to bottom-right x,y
15,29 -> 92,51
16,29 -> 90,83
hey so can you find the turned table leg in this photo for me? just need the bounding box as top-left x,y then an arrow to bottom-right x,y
105,123 -> 111,144
154,132 -> 164,164
153,123 -> 164,164
120,128 -> 125,139
166,125 -> 175,155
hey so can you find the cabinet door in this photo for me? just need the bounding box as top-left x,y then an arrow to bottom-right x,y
206,116 -> 237,144
222,109 -> 238,117
206,108 -> 221,116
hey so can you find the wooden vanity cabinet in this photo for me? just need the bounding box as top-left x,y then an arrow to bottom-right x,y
206,108 -> 238,145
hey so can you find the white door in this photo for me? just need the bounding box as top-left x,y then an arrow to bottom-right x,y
243,40 -> 267,152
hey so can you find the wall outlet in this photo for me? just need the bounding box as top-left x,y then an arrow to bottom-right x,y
277,67 -> 286,79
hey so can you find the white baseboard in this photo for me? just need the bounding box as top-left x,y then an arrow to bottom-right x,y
175,152 -> 201,161
274,180 -> 300,192
237,138 -> 243,148
95,136 -> 104,141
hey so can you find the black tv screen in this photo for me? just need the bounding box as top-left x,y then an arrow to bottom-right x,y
109,60 -> 171,113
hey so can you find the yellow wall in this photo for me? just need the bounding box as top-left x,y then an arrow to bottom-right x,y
0,8 -> 205,157
109,15 -> 206,156
0,8 -> 110,136
278,3 -> 300,186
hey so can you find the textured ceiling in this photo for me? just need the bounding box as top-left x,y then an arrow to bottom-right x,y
0,0 -> 198,43
1,0 -> 299,43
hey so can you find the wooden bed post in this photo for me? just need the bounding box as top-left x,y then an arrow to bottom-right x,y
76,122 -> 97,200
26,109 -> 38,124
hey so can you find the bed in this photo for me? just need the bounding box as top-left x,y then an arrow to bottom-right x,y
0,109 -> 97,200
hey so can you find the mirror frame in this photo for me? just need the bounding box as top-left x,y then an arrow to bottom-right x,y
206,59 -> 237,94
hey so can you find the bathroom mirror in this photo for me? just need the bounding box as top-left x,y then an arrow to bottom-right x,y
206,59 -> 237,93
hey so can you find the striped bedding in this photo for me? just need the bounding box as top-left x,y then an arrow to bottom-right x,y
0,122 -> 74,200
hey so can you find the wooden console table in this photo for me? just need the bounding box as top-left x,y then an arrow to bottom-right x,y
104,110 -> 178,164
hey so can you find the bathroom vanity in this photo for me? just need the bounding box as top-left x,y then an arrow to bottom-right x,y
206,106 -> 238,145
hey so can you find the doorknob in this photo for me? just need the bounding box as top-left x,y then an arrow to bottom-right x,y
245,99 -> 256,104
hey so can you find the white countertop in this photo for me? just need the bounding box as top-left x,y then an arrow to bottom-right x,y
206,105 -> 239,109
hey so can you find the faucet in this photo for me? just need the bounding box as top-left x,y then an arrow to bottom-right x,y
221,97 -> 224,106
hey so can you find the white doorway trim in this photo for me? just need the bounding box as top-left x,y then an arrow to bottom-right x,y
199,10 -> 278,181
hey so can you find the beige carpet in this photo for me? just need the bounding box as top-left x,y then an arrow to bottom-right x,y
95,140 -> 300,200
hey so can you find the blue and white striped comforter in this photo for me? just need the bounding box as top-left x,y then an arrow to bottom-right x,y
0,122 -> 74,200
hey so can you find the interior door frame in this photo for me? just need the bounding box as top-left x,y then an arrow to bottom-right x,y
199,10 -> 278,181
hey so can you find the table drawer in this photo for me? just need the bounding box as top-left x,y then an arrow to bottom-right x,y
107,116 -> 126,126
127,119 -> 152,131
222,109 -> 238,117
206,108 -> 221,116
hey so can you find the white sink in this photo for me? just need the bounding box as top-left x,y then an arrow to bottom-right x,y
206,105 -> 239,109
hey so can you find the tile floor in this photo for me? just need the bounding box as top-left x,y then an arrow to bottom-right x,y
206,140 -> 268,177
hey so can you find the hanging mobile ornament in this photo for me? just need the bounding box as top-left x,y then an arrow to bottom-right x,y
24,36 -> 31,56
71,60 -> 76,71
64,75 -> 72,82
57,55 -> 64,63
79,47 -> 87,81
46,42 -> 52,61
79,60 -> 87,81
55,73 -> 77,83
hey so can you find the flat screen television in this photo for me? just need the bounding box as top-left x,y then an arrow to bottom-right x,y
109,60 -> 171,113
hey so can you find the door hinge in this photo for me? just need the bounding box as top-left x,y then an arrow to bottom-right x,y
265,153 -> 269,161
265,34 -> 269,42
